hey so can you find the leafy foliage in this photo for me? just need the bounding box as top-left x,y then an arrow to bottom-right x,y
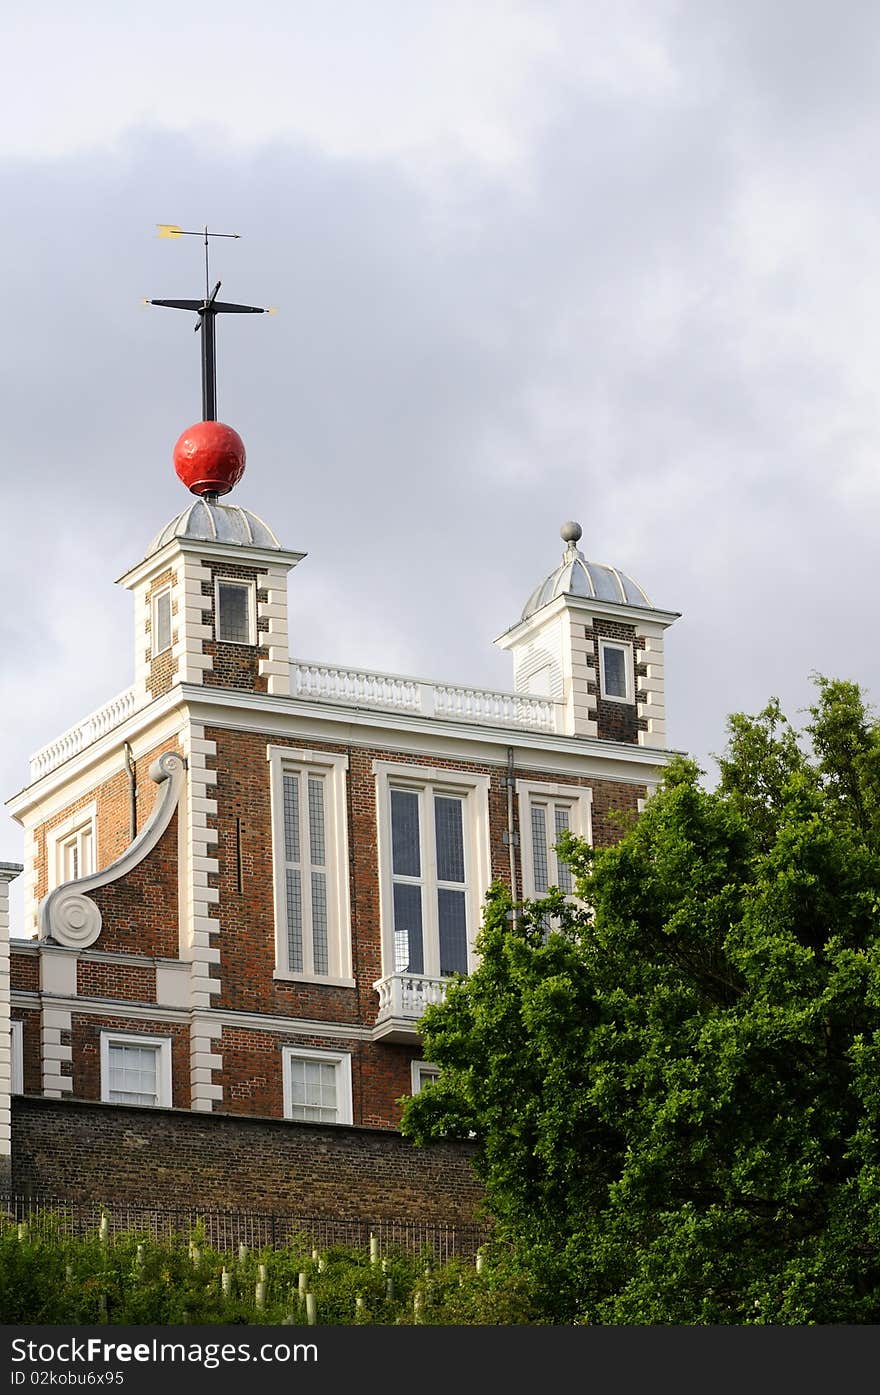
0,1215 -> 534,1325
402,678 -> 880,1323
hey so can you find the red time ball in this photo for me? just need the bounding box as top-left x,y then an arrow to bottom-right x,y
173,421 -> 246,497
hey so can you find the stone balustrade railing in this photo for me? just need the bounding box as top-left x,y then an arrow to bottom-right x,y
292,662 -> 557,732
29,660 -> 558,782
29,688 -> 138,781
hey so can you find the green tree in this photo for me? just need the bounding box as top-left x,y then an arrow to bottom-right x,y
401,678 -> 880,1323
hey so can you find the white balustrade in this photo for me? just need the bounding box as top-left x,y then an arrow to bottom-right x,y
292,662 -> 556,733
29,687 -> 138,780
29,660 -> 556,784
373,973 -> 450,1025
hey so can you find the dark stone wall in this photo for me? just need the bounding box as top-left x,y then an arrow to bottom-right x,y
10,1097 -> 484,1226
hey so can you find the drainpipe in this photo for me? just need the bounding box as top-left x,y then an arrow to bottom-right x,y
123,742 -> 137,842
505,747 -> 518,921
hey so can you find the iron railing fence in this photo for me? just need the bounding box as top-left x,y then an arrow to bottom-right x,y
1,1195 -> 489,1262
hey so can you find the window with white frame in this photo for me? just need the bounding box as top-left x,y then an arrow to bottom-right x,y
216,577 -> 255,645
517,781 -> 593,898
268,747 -> 352,984
374,761 -> 491,981
599,638 -> 634,703
100,1032 -> 172,1108
410,1059 -> 441,1094
152,585 -> 172,655
282,1046 -> 352,1124
11,1020 -> 23,1095
47,805 -> 97,889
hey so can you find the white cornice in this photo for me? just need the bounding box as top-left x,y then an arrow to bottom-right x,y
5,694 -> 184,822
11,991 -> 374,1041
495,592 -> 681,648
117,537 -> 306,590
180,685 -> 681,781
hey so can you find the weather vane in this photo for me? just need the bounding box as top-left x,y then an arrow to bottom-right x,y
145,224 -> 274,421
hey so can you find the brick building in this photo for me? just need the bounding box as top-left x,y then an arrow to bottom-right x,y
0,456 -> 679,1206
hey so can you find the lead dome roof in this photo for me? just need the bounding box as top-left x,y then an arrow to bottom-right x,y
521,521 -> 653,620
146,498 -> 282,556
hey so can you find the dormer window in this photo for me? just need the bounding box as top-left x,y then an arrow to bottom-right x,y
599,639 -> 633,703
216,578 -> 255,645
152,586 -> 172,655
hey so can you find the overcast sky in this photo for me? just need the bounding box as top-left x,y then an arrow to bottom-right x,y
4,0 -> 880,932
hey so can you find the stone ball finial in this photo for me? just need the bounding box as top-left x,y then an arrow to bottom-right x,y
560,520 -> 582,546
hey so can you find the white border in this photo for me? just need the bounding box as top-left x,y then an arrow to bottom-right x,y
410,1058 -> 440,1094
99,1030 -> 173,1108
151,585 -> 173,657
45,802 -> 97,892
373,760 -> 491,980
598,638 -> 635,704
516,779 -> 593,899
267,746 -> 353,984
214,576 -> 257,646
11,1019 -> 23,1095
281,1044 -> 353,1125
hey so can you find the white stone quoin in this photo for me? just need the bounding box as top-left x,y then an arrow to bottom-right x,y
0,863 -> 21,1186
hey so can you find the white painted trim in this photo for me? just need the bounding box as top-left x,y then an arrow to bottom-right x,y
100,1030 -> 173,1108
151,584 -> 173,657
7,700 -> 185,821
214,575 -> 257,646
117,538 -> 307,591
10,1020 -> 23,1095
410,1058 -> 440,1094
281,1044 -> 353,1125
10,992 -> 375,1040
177,686 -> 680,771
267,745 -> 352,982
598,638 -> 635,705
496,592 -> 680,647
373,761 -> 491,980
517,778 -> 593,899
46,803 -> 97,892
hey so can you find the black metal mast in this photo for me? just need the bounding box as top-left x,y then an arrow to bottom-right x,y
147,225 -> 271,421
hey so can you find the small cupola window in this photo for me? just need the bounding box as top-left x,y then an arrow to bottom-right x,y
216,579 -> 255,645
599,639 -> 633,703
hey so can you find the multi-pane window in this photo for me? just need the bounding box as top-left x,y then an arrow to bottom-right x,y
282,770 -> 330,976
48,810 -> 97,889
599,639 -> 632,702
59,824 -> 94,883
374,762 -> 492,984
100,1033 -> 171,1108
529,798 -> 573,895
152,586 -> 172,655
216,579 -> 253,644
282,1047 -> 352,1125
269,747 -> 352,983
517,781 -> 593,899
390,788 -> 468,977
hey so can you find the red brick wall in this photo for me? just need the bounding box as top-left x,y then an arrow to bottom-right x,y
588,619 -> 649,745
219,1026 -> 420,1129
33,736 -> 181,908
11,1096 -> 485,1226
208,726 -> 644,1031
76,960 -> 157,1003
200,561 -> 270,693
10,950 -> 38,992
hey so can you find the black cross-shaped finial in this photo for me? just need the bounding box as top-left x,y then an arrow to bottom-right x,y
146,225 -> 272,421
